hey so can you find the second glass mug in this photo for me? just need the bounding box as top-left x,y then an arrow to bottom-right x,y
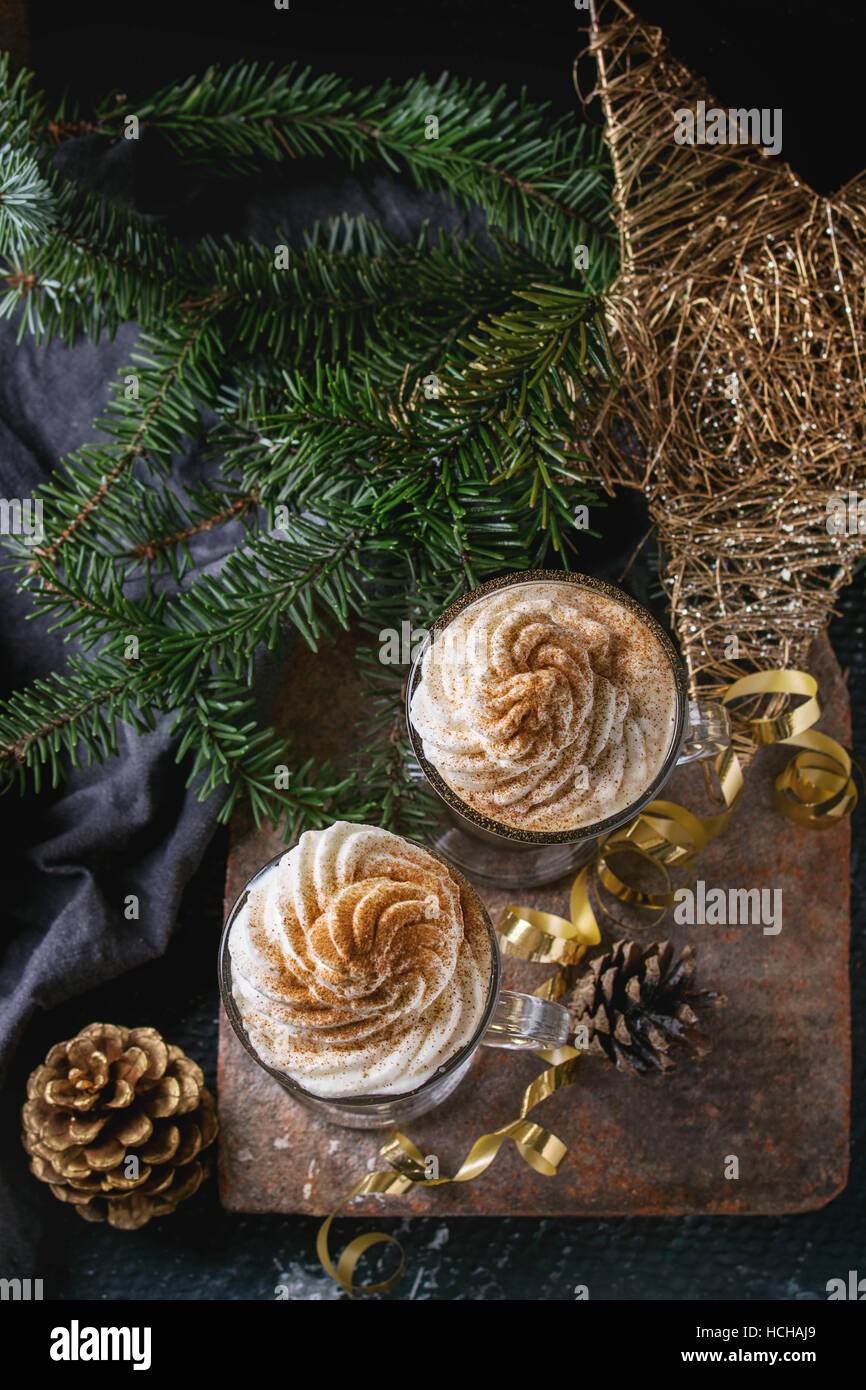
219,848 -> 582,1129
406,570 -> 731,887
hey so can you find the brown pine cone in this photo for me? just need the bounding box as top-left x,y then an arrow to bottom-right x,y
21,1023 -> 218,1230
567,940 -> 725,1074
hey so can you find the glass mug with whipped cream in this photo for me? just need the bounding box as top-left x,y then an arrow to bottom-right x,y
407,571 -> 730,887
219,821 -> 573,1129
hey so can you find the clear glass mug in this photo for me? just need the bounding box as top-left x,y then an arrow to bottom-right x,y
218,848 -> 574,1130
406,570 -> 730,887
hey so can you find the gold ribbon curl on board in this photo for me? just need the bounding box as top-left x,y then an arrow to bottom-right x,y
317,1046 -> 582,1296
500,668 -> 858,938
317,668 -> 857,1295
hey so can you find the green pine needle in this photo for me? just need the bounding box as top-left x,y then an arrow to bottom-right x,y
0,54 -> 620,833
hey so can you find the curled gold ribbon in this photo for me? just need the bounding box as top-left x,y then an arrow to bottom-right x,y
499,866 -> 602,964
725,671 -> 857,827
317,1048 -> 582,1297
316,1172 -> 411,1297
316,668 -> 856,1296
554,667 -> 858,935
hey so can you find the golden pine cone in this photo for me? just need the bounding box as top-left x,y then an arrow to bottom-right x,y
21,1023 -> 218,1230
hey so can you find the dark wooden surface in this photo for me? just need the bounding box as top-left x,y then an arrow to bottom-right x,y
217,630 -> 850,1216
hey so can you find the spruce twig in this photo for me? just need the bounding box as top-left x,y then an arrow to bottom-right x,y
42,64 -> 615,269
0,55 -> 618,831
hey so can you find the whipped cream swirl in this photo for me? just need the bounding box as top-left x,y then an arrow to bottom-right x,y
228,822 -> 491,1097
409,582 -> 677,832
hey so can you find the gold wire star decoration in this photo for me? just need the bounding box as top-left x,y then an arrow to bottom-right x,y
582,0 -> 866,704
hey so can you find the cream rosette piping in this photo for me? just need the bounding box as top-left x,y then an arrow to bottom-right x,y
228,822 -> 490,1097
410,585 -> 668,831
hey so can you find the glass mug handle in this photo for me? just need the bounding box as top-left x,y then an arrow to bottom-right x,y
482,991 -> 571,1049
479,700 -> 731,1050
676,698 -> 731,766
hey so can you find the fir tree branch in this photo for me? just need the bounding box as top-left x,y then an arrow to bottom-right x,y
0,143 -> 55,258
0,148 -> 197,342
128,489 -> 260,567
227,276 -> 613,553
156,513 -> 370,687
0,53 -> 45,148
0,643 -> 358,838
26,228 -> 576,579
176,678 -> 366,835
0,652 -> 159,792
0,54 -> 620,832
47,64 -> 615,268
31,314 -> 225,564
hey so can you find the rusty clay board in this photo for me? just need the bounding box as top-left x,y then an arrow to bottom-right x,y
217,629 -> 850,1216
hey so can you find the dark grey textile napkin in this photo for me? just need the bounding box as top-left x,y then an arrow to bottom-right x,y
0,133 -> 479,1271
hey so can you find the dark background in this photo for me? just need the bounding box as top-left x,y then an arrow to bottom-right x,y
2,0 -> 864,1299
23,0 -> 865,196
